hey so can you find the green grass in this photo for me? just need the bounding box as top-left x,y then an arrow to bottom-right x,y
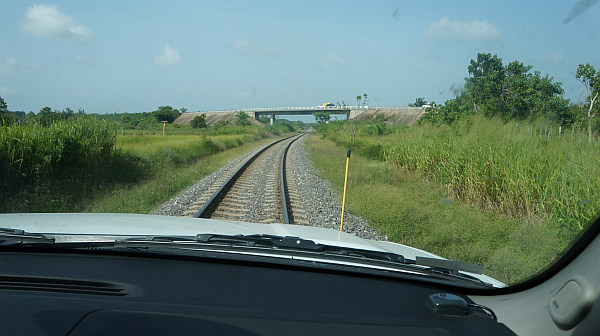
86,137 -> 277,213
305,135 -> 567,284
1,124 -> 287,213
0,116 -> 116,185
322,116 -> 600,233
117,134 -> 253,164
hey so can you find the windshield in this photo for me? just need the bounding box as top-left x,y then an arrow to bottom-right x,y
1,0 -> 598,288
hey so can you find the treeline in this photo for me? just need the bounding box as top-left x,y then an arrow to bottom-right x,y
0,99 -> 87,126
420,53 -> 599,140
0,97 -> 186,130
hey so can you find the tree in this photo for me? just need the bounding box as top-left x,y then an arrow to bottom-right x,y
355,93 -> 368,107
153,106 -> 180,123
409,97 -> 428,107
314,111 -> 331,124
465,53 -> 505,116
0,96 -> 7,114
576,63 -> 600,142
190,114 -> 207,128
421,52 -> 572,125
235,111 -> 250,126
38,106 -> 54,125
0,96 -> 13,125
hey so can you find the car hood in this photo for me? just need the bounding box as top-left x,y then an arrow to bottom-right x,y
0,213 -> 505,287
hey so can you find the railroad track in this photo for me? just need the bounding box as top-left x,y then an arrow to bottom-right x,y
188,133 -> 308,224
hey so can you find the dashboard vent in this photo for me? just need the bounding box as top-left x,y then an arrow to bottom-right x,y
0,276 -> 128,296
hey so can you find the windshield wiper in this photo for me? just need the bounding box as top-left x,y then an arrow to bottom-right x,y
0,228 -> 55,245
117,234 -> 489,287
0,230 -> 491,287
119,233 -> 407,263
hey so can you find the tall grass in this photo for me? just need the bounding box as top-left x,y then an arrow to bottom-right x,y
1,120 -> 289,213
117,135 -> 247,164
0,117 -> 116,185
305,135 -> 564,284
323,116 -> 600,233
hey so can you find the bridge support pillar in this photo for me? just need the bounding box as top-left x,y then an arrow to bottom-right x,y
270,114 -> 275,125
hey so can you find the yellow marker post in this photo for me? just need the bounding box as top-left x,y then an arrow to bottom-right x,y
162,121 -> 168,135
339,149 -> 351,232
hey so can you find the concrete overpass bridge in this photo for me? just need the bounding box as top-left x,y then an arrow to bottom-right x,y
245,106 -> 366,124
176,106 -> 426,126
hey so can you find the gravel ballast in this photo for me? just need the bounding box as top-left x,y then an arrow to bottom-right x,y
153,134 -> 387,241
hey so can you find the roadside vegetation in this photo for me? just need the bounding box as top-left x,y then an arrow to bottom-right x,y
306,135 -> 564,284
311,53 -> 599,283
1,99 -> 303,213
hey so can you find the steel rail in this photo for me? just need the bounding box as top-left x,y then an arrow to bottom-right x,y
280,132 -> 307,224
194,133 -> 304,220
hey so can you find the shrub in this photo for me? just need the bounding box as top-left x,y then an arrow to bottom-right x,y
190,114 -> 207,129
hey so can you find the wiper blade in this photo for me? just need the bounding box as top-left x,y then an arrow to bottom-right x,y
0,230 -> 490,287
121,233 -> 406,263
416,256 -> 484,275
197,233 -> 322,250
0,228 -> 55,245
119,234 -> 491,287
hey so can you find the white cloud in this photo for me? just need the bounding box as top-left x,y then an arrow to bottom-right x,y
232,39 -> 288,56
233,39 -> 252,52
21,4 -> 92,42
549,52 -> 565,63
154,44 -> 182,66
322,53 -> 345,68
238,87 -> 256,98
0,57 -> 39,75
0,86 -> 12,96
425,17 -> 501,42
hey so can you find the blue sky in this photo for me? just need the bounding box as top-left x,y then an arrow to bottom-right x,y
1,0 -> 599,116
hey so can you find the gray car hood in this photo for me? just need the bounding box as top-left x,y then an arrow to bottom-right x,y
0,213 -> 505,287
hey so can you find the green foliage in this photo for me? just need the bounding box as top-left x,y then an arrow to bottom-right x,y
320,115 -> 600,233
356,93 -> 368,107
213,120 -> 230,128
576,63 -> 600,95
153,106 -> 180,123
305,135 -> 565,284
409,97 -> 428,107
0,96 -> 6,114
36,106 -> 78,126
85,137 -> 277,214
0,96 -> 15,125
234,111 -> 250,126
2,123 -> 283,213
575,63 -> 600,142
190,114 -> 207,129
0,116 -> 117,186
422,53 -> 572,126
314,111 -> 331,124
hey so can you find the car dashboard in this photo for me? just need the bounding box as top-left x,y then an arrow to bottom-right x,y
0,248 -> 515,335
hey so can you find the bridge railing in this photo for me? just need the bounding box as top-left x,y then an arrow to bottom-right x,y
187,106 -> 423,114
242,106 -> 368,111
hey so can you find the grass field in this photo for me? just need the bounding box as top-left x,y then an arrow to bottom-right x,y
86,136 -> 277,213
1,119 -> 288,213
305,135 -> 568,284
322,116 -> 599,234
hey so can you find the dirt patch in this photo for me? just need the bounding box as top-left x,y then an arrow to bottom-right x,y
352,108 -> 425,126
174,112 -> 263,126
